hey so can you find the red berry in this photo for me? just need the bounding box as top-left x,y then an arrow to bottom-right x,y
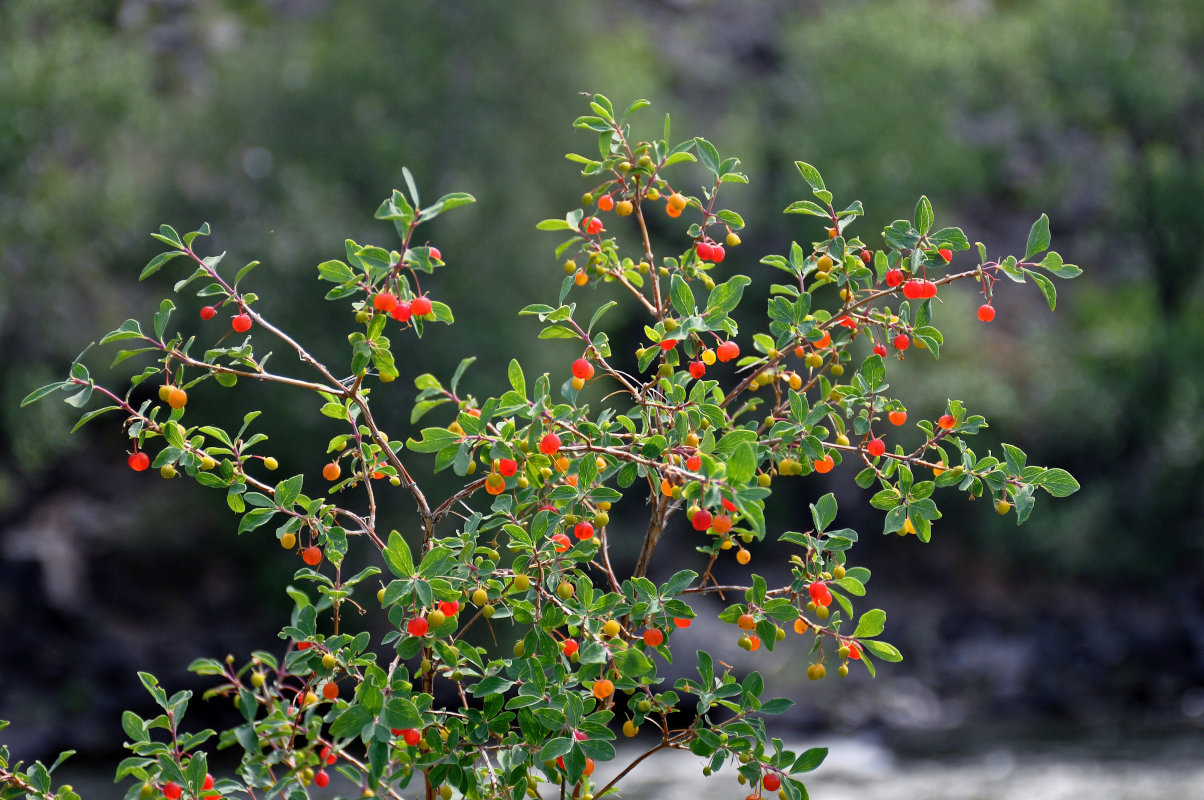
390,301 -> 413,322
884,269 -> 904,288
583,217 -> 604,235
808,582 -> 832,608
696,241 -> 714,261
128,451 -> 150,472
314,770 -> 330,788
938,248 -> 953,263
711,244 -> 725,263
691,508 -> 712,531
903,280 -> 924,300
893,333 -> 910,351
597,193 -> 614,211
867,438 -> 885,457
688,360 -> 706,379
302,546 -> 322,566
551,533 -> 571,552
428,246 -> 442,261
439,600 -> 460,616
685,455 -> 702,472
407,617 -> 429,637
674,617 -> 692,628
573,521 -> 595,540
539,433 -> 561,455
763,774 -> 781,792
561,639 -> 578,657
873,343 -> 887,358
659,338 -> 677,351
977,304 -> 996,322
572,358 -> 595,380
814,330 -> 832,349
320,745 -> 337,765
938,414 -> 956,430
410,296 -> 432,317
716,340 -> 740,362
498,458 -> 518,477
722,498 -> 737,512
644,628 -> 664,646
848,642 -> 862,660
837,315 -> 857,329
163,782 -> 182,800
813,455 -> 835,474
860,250 -> 873,264
199,305 -> 217,320
231,313 -> 252,333
296,641 -> 313,650
921,279 -> 938,299
202,775 -> 214,791
374,292 -> 398,312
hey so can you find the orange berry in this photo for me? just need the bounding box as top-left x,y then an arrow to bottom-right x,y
592,679 -> 614,699
302,546 -> 322,566
643,628 -> 664,647
484,473 -> 506,495
322,682 -> 339,700
597,194 -> 614,211
737,613 -> 756,631
736,548 -> 751,565
889,410 -> 907,426
166,388 -> 188,409
813,455 -> 835,474
322,462 -> 341,481
712,514 -> 732,534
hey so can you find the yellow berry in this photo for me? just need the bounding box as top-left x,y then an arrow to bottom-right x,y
264,456 -> 279,471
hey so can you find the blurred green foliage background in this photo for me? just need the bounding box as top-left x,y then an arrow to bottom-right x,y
3,0 -> 1203,763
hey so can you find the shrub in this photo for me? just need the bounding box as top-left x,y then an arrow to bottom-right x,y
6,94 -> 1079,800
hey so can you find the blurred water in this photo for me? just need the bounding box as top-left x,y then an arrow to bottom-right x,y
52,733 -> 1204,800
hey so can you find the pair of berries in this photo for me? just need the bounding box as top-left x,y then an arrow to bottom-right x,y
695,240 -> 726,263
200,305 -> 253,333
808,582 -> 833,608
902,279 -> 938,300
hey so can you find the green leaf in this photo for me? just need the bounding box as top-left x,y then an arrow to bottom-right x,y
794,161 -> 825,191
317,260 -> 355,282
421,192 -> 476,220
810,493 -> 837,532
1025,213 -> 1050,260
704,275 -> 752,321
1033,468 -> 1079,497
406,427 -> 461,453
860,639 -> 903,662
859,354 -> 885,391
330,705 -> 374,739
793,747 -> 828,773
853,609 -> 886,639
914,195 -> 934,235
537,218 -> 575,231
727,442 -> 756,486
670,274 -> 695,317
1039,251 -> 1082,279
71,405 -> 119,433
153,299 -> 175,341
694,137 -> 721,177
508,359 -> 526,397
20,381 -> 68,406
274,475 -> 303,509
783,200 -> 829,217
99,319 -> 146,345
140,251 -> 183,281
539,324 -> 578,339
1025,268 -> 1057,310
